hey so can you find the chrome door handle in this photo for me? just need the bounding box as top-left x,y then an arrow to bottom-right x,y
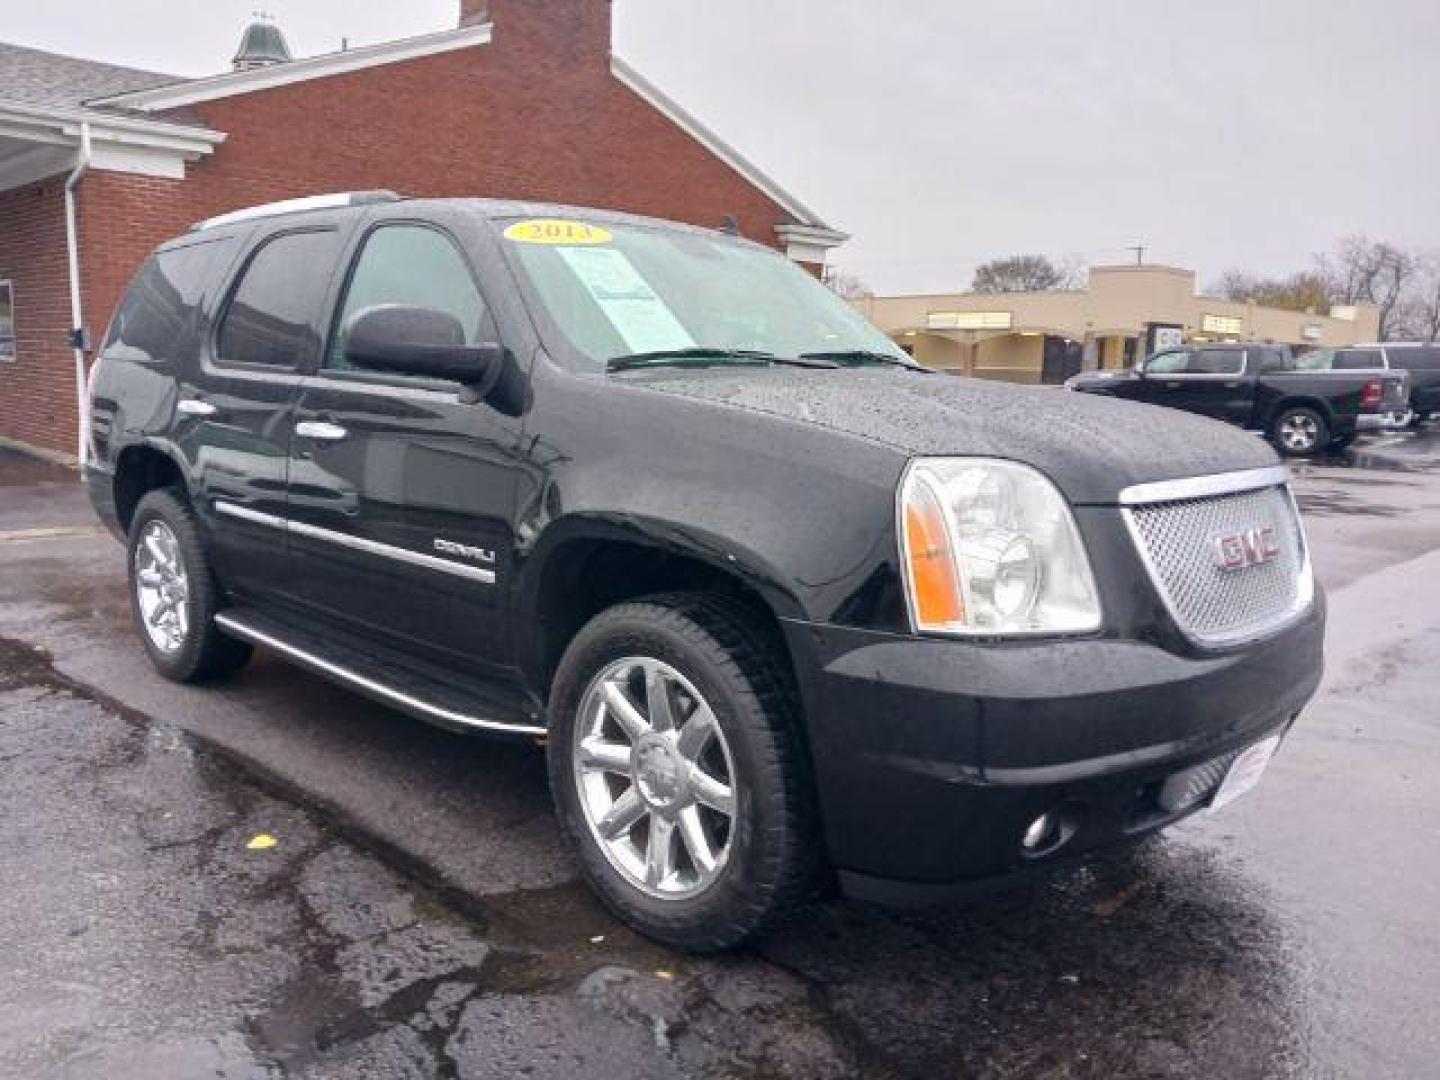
176,398 -> 218,418
295,420 -> 348,442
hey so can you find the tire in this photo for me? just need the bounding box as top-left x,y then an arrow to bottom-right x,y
548,593 -> 821,952
1271,406 -> 1329,457
127,488 -> 252,682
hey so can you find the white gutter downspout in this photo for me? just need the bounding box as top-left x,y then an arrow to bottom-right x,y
64,121 -> 92,466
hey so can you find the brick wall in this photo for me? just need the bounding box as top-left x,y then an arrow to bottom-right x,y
5,0 -> 809,454
0,181 -> 78,456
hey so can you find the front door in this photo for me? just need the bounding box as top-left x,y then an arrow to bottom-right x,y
285,220 -> 526,675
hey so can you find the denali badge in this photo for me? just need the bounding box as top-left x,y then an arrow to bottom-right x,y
1213,527 -> 1280,573
434,538 -> 497,564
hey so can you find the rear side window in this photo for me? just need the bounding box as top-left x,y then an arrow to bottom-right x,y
217,230 -> 343,369
1333,348 -> 1385,370
1190,349 -> 1244,375
104,239 -> 233,364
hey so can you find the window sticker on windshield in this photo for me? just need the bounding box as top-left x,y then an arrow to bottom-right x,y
504,220 -> 613,246
556,246 -> 696,355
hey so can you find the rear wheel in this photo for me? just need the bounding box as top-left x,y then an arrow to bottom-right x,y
127,489 -> 252,682
1272,406 -> 1329,457
548,594 -> 820,951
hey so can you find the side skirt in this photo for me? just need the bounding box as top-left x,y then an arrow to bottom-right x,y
214,610 -> 547,739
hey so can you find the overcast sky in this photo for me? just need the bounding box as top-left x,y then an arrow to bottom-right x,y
7,0 -> 1438,294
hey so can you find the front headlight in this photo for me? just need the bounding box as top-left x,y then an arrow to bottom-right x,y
898,458 -> 1102,637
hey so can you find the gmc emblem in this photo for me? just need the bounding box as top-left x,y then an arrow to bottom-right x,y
1213,527 -> 1281,573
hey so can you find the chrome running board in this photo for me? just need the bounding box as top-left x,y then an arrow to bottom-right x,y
214,612 -> 546,738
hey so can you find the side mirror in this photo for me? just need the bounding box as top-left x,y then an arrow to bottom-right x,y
1134,361 -> 1148,378
344,305 -> 503,396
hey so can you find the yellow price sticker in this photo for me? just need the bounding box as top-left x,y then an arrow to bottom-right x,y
503,219 -> 613,246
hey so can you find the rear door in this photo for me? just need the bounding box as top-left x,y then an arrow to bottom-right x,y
193,223 -> 350,602
284,215 -> 527,674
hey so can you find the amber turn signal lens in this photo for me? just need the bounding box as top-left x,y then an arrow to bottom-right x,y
904,489 -> 964,628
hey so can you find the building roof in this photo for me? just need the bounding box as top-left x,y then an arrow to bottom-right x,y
232,20 -> 293,67
0,40 -> 186,110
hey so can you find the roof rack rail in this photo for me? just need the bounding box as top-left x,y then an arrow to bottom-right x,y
192,190 -> 402,232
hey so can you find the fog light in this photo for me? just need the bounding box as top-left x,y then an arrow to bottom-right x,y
1022,812 -> 1055,851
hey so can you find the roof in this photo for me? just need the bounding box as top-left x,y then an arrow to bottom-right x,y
189,193 -> 791,248
0,40 -> 186,109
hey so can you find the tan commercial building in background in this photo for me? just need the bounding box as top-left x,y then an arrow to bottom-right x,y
854,265 -> 1381,384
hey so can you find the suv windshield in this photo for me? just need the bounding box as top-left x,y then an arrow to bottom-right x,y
497,217 -> 911,371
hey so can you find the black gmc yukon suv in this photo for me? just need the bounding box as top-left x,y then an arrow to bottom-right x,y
86,194 -> 1324,949
1066,342 -> 1409,455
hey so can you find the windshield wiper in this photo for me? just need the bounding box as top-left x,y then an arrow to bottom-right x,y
606,348 -> 777,373
606,348 -> 839,373
800,350 -> 923,370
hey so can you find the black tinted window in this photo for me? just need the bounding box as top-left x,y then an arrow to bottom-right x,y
1191,349 -> 1244,375
104,240 -> 233,364
217,230 -> 342,369
1333,348 -> 1385,370
1256,348 -> 1290,373
1393,347 -> 1440,372
328,225 -> 487,371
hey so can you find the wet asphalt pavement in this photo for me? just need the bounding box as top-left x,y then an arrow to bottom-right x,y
1,432 -> 1439,1079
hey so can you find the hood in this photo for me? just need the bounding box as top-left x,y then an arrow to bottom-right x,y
623,367 -> 1278,505
1065,369 -> 1137,390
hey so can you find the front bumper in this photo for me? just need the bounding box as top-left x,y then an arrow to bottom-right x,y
781,594 -> 1325,903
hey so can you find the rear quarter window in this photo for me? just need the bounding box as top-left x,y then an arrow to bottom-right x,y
103,238 -> 234,365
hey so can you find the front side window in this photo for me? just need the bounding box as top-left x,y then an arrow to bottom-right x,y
0,280 -> 15,361
328,224 -> 488,371
217,230 -> 343,369
1146,350 -> 1189,375
498,217 -> 909,370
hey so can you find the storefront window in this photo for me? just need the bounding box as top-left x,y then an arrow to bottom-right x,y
0,281 -> 15,361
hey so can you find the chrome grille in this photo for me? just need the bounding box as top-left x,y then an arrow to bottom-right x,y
1122,477 -> 1312,648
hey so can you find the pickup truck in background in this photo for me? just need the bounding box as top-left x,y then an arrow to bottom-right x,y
1296,343 -> 1440,426
1066,343 -> 1410,456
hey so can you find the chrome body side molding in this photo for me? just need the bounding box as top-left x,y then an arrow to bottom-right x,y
214,499 -> 496,585
213,612 -> 545,738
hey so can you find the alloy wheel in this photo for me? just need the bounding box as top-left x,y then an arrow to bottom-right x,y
573,657 -> 737,899
1279,413 -> 1319,452
134,520 -> 190,653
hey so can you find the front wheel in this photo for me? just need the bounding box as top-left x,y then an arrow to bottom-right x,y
547,594 -> 820,952
1271,406 -> 1329,457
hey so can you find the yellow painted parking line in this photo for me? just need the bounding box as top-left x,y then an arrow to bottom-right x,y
0,525 -> 106,544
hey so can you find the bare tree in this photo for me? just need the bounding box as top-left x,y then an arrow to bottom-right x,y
1403,255 -> 1440,341
972,255 -> 1065,293
822,267 -> 873,300
1212,269 -> 1330,312
1056,254 -> 1089,291
1317,236 -> 1416,340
